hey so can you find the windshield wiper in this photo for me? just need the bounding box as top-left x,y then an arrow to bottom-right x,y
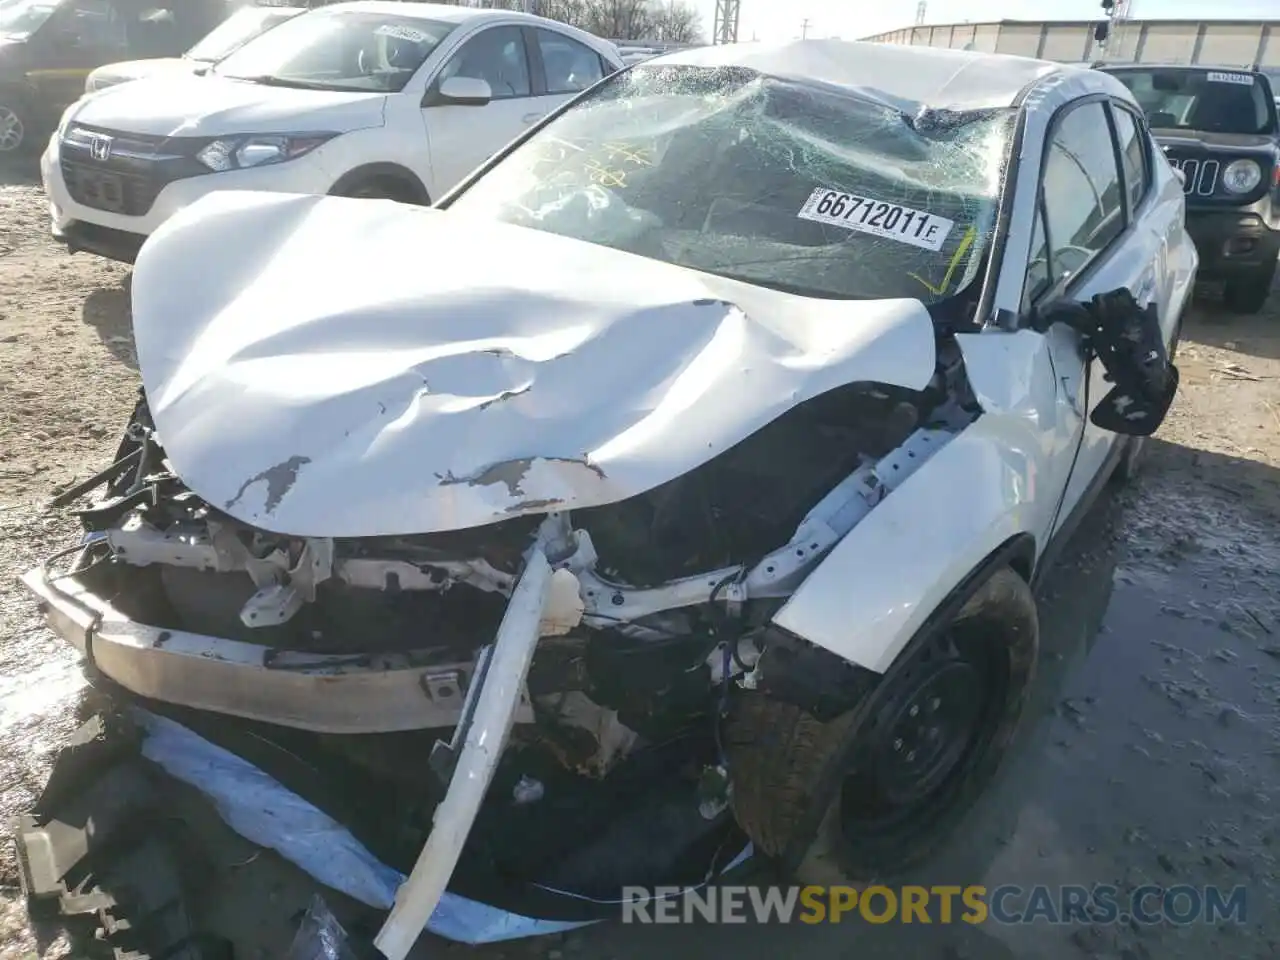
226,74 -> 334,90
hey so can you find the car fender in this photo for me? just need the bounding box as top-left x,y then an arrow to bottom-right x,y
329,161 -> 430,203
771,414 -> 1040,674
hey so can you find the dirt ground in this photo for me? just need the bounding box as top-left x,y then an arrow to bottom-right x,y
2,166 -> 1280,960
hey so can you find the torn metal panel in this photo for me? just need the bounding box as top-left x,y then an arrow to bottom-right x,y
771,416 -> 1037,673
130,191 -> 939,538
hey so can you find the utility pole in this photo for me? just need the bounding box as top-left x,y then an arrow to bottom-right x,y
713,0 -> 741,44
1096,0 -> 1131,60
800,18 -> 811,39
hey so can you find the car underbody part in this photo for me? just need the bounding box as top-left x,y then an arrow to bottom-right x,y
10,713 -> 232,960
375,539 -> 556,960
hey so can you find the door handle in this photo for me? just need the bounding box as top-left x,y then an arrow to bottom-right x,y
521,112 -> 544,124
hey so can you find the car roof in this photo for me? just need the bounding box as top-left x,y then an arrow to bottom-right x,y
311,1 -> 558,26
651,39 -> 1095,112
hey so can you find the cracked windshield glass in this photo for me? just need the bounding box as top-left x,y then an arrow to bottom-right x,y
448,65 -> 1015,302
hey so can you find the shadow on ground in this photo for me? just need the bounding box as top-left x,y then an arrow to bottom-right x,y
0,154 -> 41,188
1186,277 -> 1280,361
81,273 -> 136,370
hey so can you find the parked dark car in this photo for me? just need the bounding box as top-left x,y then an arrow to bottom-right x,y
1100,64 -> 1279,314
0,0 -> 237,155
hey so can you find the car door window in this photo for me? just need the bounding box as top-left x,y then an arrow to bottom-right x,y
438,25 -> 531,99
1111,105 -> 1151,215
56,0 -> 126,52
1040,101 -> 1125,286
535,28 -> 603,95
123,6 -> 180,58
1023,200 -> 1052,310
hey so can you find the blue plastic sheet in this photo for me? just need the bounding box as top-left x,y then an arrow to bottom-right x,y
137,710 -> 592,943
138,710 -> 754,944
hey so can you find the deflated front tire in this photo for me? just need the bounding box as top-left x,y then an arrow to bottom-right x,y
727,566 -> 1038,884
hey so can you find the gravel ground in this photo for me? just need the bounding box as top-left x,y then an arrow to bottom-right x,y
2,165 -> 1279,960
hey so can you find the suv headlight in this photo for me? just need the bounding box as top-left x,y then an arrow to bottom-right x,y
1222,158 -> 1262,194
195,133 -> 335,172
56,102 -> 78,138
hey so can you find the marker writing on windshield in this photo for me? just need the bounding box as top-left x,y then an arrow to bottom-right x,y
910,224 -> 978,296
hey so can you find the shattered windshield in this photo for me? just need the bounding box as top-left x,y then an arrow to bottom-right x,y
1107,68 -> 1277,135
447,65 -> 1016,302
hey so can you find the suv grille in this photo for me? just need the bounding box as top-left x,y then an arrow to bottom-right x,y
1163,150 -> 1221,197
60,126 -> 207,217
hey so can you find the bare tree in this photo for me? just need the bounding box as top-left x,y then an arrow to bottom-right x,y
578,0 -> 653,39
535,0 -> 590,24
646,0 -> 701,42
418,0 -> 704,43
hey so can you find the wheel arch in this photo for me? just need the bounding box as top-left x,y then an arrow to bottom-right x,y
328,163 -> 431,204
771,422 -> 1043,675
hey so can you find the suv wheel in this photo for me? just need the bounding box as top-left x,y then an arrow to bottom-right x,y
0,102 -> 27,154
1222,262 -> 1276,315
727,566 -> 1038,883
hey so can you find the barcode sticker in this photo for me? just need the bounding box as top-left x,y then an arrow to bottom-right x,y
797,189 -> 955,252
1206,71 -> 1254,86
376,24 -> 428,42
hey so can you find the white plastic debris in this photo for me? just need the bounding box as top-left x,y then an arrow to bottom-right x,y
285,896 -> 358,960
512,776 -> 545,805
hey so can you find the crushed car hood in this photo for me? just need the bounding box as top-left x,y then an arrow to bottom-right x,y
130,191 -> 940,538
68,73 -> 385,138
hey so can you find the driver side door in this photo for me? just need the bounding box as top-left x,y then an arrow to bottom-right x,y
1028,97 -> 1176,530
28,0 -> 129,116
419,24 -> 540,197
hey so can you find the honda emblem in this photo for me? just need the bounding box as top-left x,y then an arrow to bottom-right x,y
89,135 -> 112,161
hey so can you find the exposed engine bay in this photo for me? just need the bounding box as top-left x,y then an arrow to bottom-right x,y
55,338 -> 976,779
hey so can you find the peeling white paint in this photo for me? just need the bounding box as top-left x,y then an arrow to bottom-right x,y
132,191 -> 939,537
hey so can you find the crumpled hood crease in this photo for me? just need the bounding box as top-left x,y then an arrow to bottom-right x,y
130,191 -> 940,538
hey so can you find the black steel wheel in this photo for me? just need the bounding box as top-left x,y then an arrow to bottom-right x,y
728,565 -> 1038,883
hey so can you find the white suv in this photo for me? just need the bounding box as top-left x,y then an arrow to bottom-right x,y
42,1 -> 622,262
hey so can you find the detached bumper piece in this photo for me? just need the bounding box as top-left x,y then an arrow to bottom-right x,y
20,564 -> 526,735
10,713 -> 232,960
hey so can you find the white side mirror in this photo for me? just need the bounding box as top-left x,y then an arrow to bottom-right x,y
435,75 -> 493,106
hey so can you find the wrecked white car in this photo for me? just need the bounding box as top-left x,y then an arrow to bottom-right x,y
22,39 -> 1192,957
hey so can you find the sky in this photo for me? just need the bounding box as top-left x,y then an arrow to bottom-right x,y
690,0 -> 1279,44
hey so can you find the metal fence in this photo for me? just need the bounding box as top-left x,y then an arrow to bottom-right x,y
861,19 -> 1280,69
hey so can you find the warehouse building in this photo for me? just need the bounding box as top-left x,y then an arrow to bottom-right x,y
861,18 -> 1280,69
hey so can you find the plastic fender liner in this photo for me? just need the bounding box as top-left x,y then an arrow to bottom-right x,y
770,416 -> 1040,674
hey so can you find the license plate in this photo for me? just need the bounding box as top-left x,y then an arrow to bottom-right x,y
797,188 -> 955,252
69,167 -> 125,212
